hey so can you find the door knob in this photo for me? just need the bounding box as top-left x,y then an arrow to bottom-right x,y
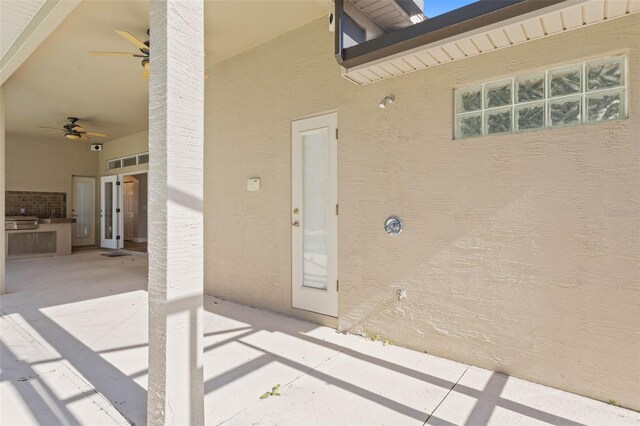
292,221 -> 300,227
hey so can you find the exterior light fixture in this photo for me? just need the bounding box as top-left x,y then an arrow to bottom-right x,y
379,95 -> 395,109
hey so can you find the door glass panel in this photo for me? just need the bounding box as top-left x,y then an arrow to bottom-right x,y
75,181 -> 91,238
302,130 -> 328,290
104,182 -> 113,239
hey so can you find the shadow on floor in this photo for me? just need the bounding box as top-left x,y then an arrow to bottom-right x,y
1,251 -> 631,425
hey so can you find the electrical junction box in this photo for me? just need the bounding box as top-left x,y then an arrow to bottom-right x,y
247,178 -> 261,191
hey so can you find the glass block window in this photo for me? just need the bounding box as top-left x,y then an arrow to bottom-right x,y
454,55 -> 626,139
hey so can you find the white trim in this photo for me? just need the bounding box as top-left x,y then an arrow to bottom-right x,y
71,176 -> 96,247
118,171 -> 148,250
106,152 -> 150,171
99,175 -> 119,249
291,112 -> 339,318
0,0 -> 81,85
342,0 -> 638,85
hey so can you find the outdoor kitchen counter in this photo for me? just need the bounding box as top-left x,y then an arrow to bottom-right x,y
5,222 -> 73,259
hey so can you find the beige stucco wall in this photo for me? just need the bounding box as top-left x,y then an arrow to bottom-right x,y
4,134 -> 98,217
204,15 -> 640,409
98,130 -> 149,178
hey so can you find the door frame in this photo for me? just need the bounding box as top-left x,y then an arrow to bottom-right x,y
118,170 -> 149,248
71,175 -> 96,247
123,178 -> 138,241
291,111 -> 338,317
100,175 -> 119,249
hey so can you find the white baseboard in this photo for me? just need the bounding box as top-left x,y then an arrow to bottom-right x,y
131,238 -> 147,243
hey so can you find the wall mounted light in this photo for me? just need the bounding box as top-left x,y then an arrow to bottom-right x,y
379,95 -> 395,109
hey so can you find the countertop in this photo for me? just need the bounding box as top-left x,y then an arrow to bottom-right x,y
39,218 -> 77,224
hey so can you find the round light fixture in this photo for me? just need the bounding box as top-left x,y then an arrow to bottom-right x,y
379,95 -> 395,109
65,133 -> 81,140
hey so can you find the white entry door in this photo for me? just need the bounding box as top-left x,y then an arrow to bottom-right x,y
292,112 -> 338,317
72,176 -> 96,246
100,175 -> 120,249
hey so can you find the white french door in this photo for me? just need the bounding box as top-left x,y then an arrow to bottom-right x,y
123,179 -> 138,241
291,112 -> 338,317
72,176 -> 96,246
100,175 -> 120,249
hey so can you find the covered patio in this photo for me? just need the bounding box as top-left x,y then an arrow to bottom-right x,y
2,251 -> 639,425
2,0 -> 640,423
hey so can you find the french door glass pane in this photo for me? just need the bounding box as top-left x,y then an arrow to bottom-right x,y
75,181 -> 91,238
104,182 -> 113,239
302,130 -> 328,290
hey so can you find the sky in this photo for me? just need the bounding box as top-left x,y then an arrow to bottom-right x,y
421,0 -> 478,18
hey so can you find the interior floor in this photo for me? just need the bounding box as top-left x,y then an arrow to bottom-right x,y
124,240 -> 147,253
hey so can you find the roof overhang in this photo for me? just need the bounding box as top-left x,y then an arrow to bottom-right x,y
339,0 -> 639,85
0,0 -> 80,86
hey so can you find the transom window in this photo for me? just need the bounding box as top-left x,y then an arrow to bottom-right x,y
454,55 -> 626,140
107,152 -> 149,170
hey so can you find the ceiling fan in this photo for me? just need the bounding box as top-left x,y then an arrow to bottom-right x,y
90,29 -> 207,80
37,117 -> 109,140
90,29 -> 151,79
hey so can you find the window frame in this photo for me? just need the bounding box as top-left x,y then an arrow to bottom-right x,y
105,152 -> 150,171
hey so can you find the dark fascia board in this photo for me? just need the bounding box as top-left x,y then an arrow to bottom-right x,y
396,0 -> 424,18
340,0 -> 567,69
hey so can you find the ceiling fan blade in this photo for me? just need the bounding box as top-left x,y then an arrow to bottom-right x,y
89,51 -> 136,57
73,126 -> 85,132
114,30 -> 148,50
142,62 -> 150,80
86,132 -> 109,138
37,126 -> 63,130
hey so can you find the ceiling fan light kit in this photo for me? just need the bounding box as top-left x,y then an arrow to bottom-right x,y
90,29 -> 151,80
37,116 -> 109,142
90,28 -> 207,80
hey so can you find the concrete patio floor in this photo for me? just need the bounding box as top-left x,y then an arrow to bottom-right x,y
1,250 -> 638,426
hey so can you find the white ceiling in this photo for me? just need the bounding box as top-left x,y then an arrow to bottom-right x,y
4,0 -> 328,142
0,0 -> 47,58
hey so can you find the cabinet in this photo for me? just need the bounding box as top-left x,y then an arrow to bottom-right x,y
8,232 -> 57,256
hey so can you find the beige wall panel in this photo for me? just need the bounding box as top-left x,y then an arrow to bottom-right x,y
5,134 -> 98,217
204,22 -> 355,316
98,130 -> 149,177
204,14 -> 640,409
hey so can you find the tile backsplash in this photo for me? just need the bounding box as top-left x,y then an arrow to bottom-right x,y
5,191 -> 66,218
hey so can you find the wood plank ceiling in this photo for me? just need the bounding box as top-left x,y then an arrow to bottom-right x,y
0,0 -> 47,58
350,0 -> 415,31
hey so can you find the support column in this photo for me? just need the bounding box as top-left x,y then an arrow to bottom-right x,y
147,1 -> 205,425
0,85 -> 5,295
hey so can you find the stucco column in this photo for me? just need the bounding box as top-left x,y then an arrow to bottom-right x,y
147,1 -> 205,425
0,85 -> 5,295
